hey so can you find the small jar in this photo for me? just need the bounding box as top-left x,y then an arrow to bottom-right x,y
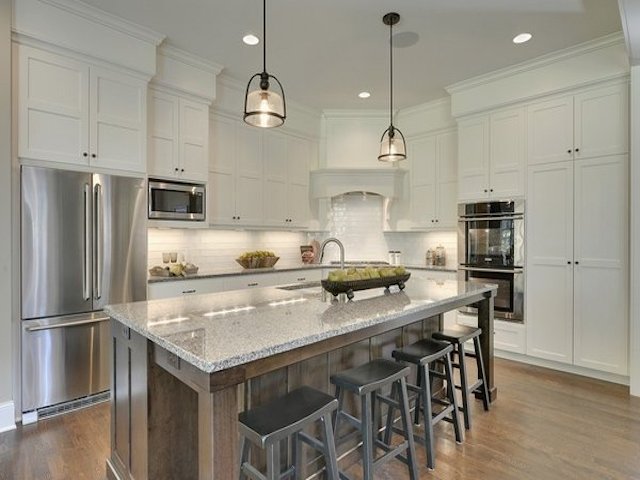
425,249 -> 433,266
388,251 -> 396,265
394,251 -> 402,266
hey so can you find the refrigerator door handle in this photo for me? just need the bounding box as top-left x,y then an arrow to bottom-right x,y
25,315 -> 110,332
83,183 -> 91,301
94,183 -> 103,300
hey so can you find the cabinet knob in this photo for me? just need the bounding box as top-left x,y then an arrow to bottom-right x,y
175,167 -> 179,172
490,189 -> 494,193
567,261 -> 572,265
484,189 -> 488,193
181,168 -> 185,172
91,153 -> 96,158
435,219 -> 439,223
567,149 -> 572,154
83,152 -> 88,158
575,148 -> 580,153
574,261 -> 580,265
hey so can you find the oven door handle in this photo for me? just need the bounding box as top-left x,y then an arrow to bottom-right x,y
459,215 -> 523,222
459,266 -> 524,274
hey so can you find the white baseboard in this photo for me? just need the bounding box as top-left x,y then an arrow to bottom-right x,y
0,401 -> 16,434
496,350 -> 630,386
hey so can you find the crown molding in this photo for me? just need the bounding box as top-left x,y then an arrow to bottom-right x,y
446,32 -> 626,95
398,96 -> 450,117
159,44 -> 224,75
38,0 -> 165,46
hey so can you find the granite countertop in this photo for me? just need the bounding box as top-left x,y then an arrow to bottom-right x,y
148,263 -> 457,283
106,279 -> 495,374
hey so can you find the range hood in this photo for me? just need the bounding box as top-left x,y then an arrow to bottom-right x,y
310,168 -> 407,199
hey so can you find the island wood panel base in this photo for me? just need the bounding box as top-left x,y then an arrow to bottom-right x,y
107,292 -> 495,480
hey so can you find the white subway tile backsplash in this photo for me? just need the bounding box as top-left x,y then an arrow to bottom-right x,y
149,194 -> 459,272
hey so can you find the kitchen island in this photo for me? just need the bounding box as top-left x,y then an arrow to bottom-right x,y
105,279 -> 497,480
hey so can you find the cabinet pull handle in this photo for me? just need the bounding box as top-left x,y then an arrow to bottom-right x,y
248,282 -> 259,287
297,277 -> 305,281
182,289 -> 196,294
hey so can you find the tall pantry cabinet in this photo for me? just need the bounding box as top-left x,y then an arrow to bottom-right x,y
526,81 -> 629,375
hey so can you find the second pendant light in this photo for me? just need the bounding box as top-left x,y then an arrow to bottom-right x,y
378,12 -> 407,162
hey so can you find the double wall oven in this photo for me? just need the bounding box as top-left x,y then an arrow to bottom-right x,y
458,200 -> 524,322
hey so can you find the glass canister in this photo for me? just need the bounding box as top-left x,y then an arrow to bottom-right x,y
435,245 -> 446,266
425,249 -> 433,266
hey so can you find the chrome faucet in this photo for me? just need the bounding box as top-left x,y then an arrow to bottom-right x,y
319,237 -> 345,270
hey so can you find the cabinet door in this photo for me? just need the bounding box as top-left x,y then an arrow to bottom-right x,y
489,107 -> 525,198
573,156 -> 628,374
409,135 -> 437,227
457,116 -> 490,201
209,115 -> 237,224
435,130 -> 458,228
287,137 -> 311,227
236,124 -> 264,225
147,89 -> 179,178
17,45 -> 89,165
527,96 -> 574,165
574,84 -> 629,160
263,132 -> 288,226
90,68 -> 146,173
179,98 -> 209,182
526,162 -> 574,364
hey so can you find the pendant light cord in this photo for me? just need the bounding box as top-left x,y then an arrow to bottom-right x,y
389,18 -> 394,128
262,0 -> 267,73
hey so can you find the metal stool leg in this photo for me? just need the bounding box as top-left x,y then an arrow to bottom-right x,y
333,385 -> 344,438
413,366 -> 422,426
320,413 -> 340,480
398,377 -> 419,480
444,352 -> 463,444
458,341 -> 472,430
239,435 -> 251,480
291,431 -> 302,480
421,363 -> 435,470
266,440 -> 281,480
474,336 -> 490,411
361,393 -> 374,480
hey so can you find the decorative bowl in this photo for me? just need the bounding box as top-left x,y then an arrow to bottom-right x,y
235,256 -> 280,269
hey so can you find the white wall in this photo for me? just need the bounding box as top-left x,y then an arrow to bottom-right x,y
0,0 -> 15,431
630,66 -> 640,396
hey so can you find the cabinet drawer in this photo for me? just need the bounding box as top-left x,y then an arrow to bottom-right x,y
494,320 -> 526,354
278,269 -> 322,285
148,278 -> 224,300
223,272 -> 281,291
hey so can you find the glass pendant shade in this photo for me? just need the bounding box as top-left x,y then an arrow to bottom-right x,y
244,73 -> 286,128
378,126 -> 407,162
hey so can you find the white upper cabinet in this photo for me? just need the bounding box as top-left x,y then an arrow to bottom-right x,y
527,82 -> 628,165
489,107 -> 526,198
148,88 -> 209,182
457,115 -> 490,201
209,113 -> 312,228
17,45 -> 146,173
408,129 -> 457,229
458,106 -> 525,201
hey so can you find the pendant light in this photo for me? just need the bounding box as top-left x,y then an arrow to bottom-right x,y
378,12 -> 406,162
243,0 -> 286,128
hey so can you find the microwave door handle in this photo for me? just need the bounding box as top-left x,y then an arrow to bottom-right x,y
83,183 -> 91,301
460,266 -> 524,274
459,215 -> 523,222
93,183 -> 103,300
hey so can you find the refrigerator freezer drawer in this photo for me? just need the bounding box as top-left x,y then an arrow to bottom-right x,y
22,313 -> 110,412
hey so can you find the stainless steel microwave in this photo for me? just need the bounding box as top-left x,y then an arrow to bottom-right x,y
148,179 -> 206,221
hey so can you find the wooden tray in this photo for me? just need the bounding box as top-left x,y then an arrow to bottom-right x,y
321,273 -> 411,300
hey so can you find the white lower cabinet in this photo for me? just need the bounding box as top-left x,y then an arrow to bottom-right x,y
526,155 -> 629,375
148,277 -> 225,300
223,272 -> 282,291
277,269 -> 322,285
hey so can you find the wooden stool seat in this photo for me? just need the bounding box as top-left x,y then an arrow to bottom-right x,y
432,325 -> 481,344
391,338 -> 453,365
239,386 -> 339,480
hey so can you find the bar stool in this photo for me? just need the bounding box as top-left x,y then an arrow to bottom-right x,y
388,338 -> 463,470
432,325 -> 490,430
331,358 -> 418,480
238,386 -> 339,480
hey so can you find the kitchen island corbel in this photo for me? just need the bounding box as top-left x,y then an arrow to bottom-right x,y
105,280 -> 496,480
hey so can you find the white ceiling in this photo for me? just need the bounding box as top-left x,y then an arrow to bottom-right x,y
80,0 -> 622,110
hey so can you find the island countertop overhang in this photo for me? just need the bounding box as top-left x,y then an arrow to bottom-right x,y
105,279 -> 497,375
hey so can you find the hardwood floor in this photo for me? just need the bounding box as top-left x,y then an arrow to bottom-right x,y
0,358 -> 639,480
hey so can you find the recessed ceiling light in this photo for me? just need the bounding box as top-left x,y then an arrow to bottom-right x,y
358,91 -> 371,99
243,34 -> 260,46
513,33 -> 532,44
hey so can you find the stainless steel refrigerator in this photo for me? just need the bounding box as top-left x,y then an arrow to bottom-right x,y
21,166 -> 147,414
